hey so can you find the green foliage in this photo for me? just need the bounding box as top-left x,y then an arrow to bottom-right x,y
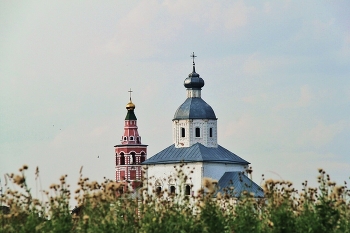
0,166 -> 349,233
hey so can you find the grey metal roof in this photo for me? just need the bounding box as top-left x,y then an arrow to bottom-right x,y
142,143 -> 249,165
215,172 -> 264,198
173,98 -> 217,120
184,76 -> 204,89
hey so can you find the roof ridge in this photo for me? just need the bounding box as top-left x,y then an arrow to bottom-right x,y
195,142 -> 205,160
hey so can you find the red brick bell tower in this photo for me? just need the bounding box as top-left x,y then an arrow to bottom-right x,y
114,90 -> 147,189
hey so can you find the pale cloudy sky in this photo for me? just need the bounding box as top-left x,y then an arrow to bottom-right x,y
1,1 -> 350,197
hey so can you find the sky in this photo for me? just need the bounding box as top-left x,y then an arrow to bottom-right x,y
1,0 -> 350,201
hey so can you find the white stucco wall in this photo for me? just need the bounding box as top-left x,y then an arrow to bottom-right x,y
144,161 -> 247,197
145,162 -> 203,196
173,119 -> 217,148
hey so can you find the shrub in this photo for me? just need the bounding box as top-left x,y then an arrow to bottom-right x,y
0,166 -> 349,233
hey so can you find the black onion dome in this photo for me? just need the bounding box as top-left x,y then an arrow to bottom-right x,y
173,98 -> 216,120
184,71 -> 204,89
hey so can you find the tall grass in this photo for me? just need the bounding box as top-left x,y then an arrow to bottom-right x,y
1,165 -> 349,233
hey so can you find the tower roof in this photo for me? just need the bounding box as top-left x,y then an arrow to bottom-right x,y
173,52 -> 216,120
173,97 -> 216,120
126,101 -> 135,110
125,89 -> 137,120
125,108 -> 137,120
184,52 -> 204,89
125,100 -> 137,120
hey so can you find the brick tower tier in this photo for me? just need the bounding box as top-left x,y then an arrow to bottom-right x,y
114,97 -> 147,187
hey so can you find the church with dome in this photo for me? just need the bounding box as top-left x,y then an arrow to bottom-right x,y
114,53 -> 263,197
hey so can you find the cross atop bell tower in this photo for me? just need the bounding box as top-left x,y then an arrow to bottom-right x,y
128,88 -> 133,101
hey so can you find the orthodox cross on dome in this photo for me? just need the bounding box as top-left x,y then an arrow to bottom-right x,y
190,52 -> 197,73
128,88 -> 133,101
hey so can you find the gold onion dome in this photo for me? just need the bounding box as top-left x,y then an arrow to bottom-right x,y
126,101 -> 135,110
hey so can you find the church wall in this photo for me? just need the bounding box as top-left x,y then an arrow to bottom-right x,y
190,119 -> 217,147
173,120 -> 190,147
173,119 -> 217,148
145,162 -> 204,196
202,163 -> 246,181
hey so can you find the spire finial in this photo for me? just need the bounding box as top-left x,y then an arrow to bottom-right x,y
190,52 -> 197,73
126,88 -> 135,110
128,88 -> 133,102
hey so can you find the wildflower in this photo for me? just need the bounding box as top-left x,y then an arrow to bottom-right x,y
268,220 -> 274,228
202,177 -> 217,193
13,175 -> 25,185
83,215 -> 89,224
217,192 -> 222,200
327,181 -> 336,186
106,182 -> 121,191
4,174 -> 8,186
335,186 -> 344,196
33,199 -> 40,206
335,199 -> 345,207
35,167 -> 39,179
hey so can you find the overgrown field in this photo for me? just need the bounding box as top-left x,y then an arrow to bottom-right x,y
1,166 -> 349,233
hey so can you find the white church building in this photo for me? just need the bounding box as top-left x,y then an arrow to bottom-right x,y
141,54 -> 263,198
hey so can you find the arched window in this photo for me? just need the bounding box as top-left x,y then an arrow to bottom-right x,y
123,136 -> 127,141
140,152 -> 146,163
120,153 -> 125,165
209,128 -> 213,137
195,127 -> 200,137
130,136 -> 134,140
181,128 -> 185,137
185,185 -> 191,195
116,154 -> 118,166
156,187 -> 162,196
130,152 -> 136,165
170,185 -> 176,194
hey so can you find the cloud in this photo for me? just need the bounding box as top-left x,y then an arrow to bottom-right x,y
275,85 -> 314,110
242,54 -> 266,76
241,93 -> 267,104
221,89 -> 348,155
103,0 -> 253,59
297,120 -> 348,148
